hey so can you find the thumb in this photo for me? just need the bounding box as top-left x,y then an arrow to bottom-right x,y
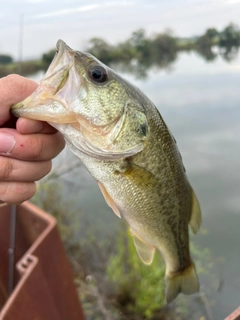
0,75 -> 38,126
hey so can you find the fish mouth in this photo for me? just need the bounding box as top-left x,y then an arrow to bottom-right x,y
11,40 -> 125,138
11,40 -> 79,124
44,40 -> 74,80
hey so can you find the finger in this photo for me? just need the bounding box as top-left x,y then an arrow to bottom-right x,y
0,181 -> 36,204
0,75 -> 38,126
16,118 -> 57,134
0,156 -> 52,182
0,128 -> 65,161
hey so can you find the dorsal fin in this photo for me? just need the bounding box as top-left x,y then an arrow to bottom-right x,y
130,229 -> 155,265
189,188 -> 202,234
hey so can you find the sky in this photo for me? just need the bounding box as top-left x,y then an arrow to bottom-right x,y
0,0 -> 240,60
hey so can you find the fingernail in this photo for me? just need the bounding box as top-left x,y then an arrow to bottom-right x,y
0,133 -> 16,154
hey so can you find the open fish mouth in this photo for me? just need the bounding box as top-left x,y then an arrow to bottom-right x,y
11,40 -> 80,124
45,40 -> 74,79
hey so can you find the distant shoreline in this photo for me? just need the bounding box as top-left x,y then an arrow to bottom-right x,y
1,23 -> 239,78
0,60 -> 46,78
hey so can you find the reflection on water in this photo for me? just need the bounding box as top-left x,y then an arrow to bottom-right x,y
31,51 -> 240,319
110,45 -> 240,79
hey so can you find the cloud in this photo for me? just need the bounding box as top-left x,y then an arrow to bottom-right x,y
225,0 -> 240,3
27,0 -> 46,2
30,1 -> 135,19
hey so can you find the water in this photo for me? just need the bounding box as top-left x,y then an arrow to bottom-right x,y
30,51 -> 240,319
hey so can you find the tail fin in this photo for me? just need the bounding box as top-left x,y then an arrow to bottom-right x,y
165,262 -> 199,303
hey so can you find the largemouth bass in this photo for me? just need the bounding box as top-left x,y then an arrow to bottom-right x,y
12,40 -> 202,303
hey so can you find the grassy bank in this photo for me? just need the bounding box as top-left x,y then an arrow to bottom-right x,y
0,59 -> 45,78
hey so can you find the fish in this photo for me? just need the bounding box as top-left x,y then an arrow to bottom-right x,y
11,40 -> 202,303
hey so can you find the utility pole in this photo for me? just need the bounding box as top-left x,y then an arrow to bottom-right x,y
18,13 -> 24,75
8,14 -> 24,295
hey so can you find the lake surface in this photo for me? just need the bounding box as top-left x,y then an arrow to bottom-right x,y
31,50 -> 240,319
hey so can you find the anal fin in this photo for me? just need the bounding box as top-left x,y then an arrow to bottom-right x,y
189,188 -> 202,234
131,229 -> 155,265
98,182 -> 121,218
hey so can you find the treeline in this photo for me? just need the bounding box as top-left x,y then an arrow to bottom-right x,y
0,23 -> 240,78
0,59 -> 44,78
191,23 -> 240,62
84,23 -> 240,77
41,23 -> 240,66
0,54 -> 13,64
86,23 -> 240,65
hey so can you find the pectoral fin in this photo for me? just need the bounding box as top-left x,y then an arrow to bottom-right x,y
98,182 -> 121,218
121,162 -> 158,191
189,188 -> 202,234
131,229 -> 155,265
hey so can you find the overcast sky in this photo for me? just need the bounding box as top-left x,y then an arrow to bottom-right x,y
0,0 -> 240,60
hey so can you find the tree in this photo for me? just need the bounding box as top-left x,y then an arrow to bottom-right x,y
42,49 -> 56,67
151,31 -> 178,67
219,23 -> 240,47
87,38 -> 114,64
0,54 -> 13,64
196,35 -> 217,61
205,28 -> 219,41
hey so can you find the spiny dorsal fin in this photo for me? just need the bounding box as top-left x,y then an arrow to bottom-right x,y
98,182 -> 121,218
131,229 -> 155,265
189,188 -> 202,234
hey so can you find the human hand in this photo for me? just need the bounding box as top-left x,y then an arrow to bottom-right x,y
0,74 -> 65,204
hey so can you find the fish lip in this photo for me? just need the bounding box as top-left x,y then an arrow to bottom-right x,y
56,39 -> 74,59
11,40 -> 76,118
44,39 -> 74,79
56,39 -> 66,53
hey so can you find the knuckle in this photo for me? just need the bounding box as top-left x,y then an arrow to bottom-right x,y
4,74 -> 32,99
36,161 -> 52,180
0,158 -> 13,180
45,161 -> 52,176
30,136 -> 46,159
14,182 -> 36,203
58,133 -> 66,151
3,74 -> 22,94
0,182 -> 36,204
0,185 -> 9,203
27,132 -> 65,161
3,74 -> 20,85
50,133 -> 65,158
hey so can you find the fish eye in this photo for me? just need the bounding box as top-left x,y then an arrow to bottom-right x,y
88,65 -> 108,83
